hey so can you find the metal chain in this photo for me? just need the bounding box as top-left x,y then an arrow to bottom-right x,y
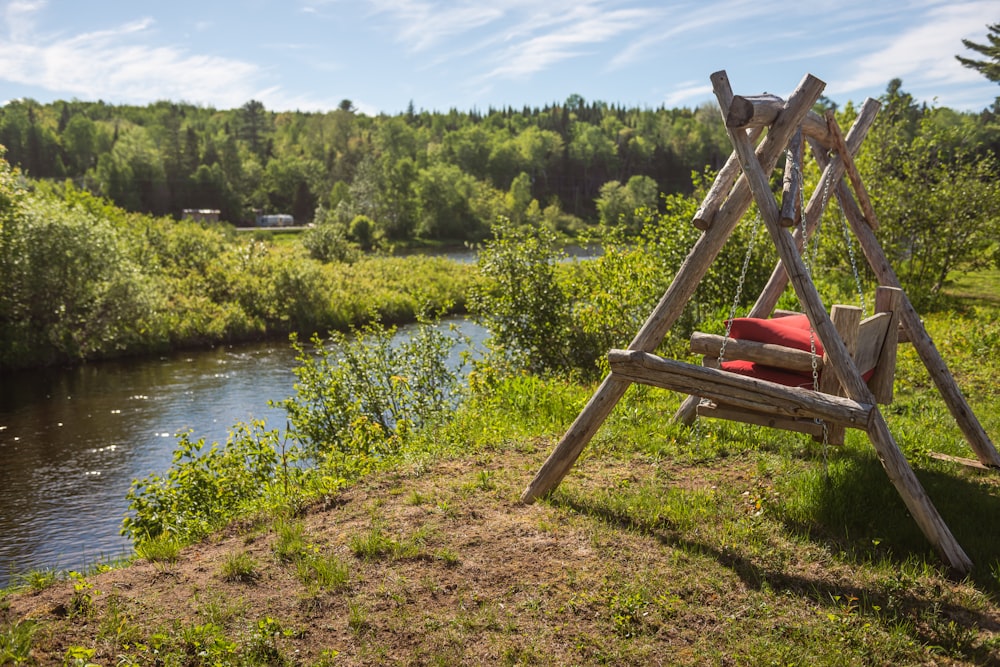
718,212 -> 763,367
837,196 -> 868,317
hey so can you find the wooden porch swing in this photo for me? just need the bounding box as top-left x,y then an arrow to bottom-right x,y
519,71 -> 1000,575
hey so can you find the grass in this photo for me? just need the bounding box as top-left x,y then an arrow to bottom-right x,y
134,533 -> 181,564
0,278 -> 998,664
219,551 -> 260,584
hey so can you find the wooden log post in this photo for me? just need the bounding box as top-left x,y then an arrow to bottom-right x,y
520,71 -> 828,504
713,71 -> 974,574
826,110 -> 879,230
693,126 -> 764,230
780,130 -> 803,227
868,286 -> 902,404
834,181 -> 1000,469
673,98 -> 881,427
817,305 -> 862,446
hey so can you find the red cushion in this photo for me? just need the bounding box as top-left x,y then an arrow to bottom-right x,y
721,359 -> 816,388
727,314 -> 824,357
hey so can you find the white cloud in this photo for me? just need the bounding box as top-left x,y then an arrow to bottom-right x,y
366,0 -> 505,52
830,0 -> 995,96
485,5 -> 656,79
0,2 -> 266,107
662,82 -> 713,108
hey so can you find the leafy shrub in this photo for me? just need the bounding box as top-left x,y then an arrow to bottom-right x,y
470,195 -> 776,378
280,317 -> 468,470
122,420 -> 291,543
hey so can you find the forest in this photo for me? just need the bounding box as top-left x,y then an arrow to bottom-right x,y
0,92 -> 773,241
0,79 -> 998,370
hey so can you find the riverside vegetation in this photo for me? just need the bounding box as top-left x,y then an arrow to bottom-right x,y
1,193 -> 999,662
2,79 -> 1000,663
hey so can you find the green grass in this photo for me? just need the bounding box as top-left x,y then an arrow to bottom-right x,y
219,551 -> 259,583
134,533 -> 181,564
0,619 -> 36,665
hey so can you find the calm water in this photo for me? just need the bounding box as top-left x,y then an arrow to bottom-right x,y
0,319 -> 487,588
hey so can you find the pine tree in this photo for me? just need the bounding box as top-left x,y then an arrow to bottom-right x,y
956,22 -> 1000,83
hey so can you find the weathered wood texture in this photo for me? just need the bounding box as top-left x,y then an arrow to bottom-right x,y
725,95 -> 835,148
697,402 -> 826,437
780,130 -> 803,227
714,71 -> 973,575
689,332 -> 820,372
693,126 -> 764,230
818,305 -> 861,445
826,110 -> 879,231
867,287 -> 902,404
608,349 -> 873,427
519,72 -> 827,504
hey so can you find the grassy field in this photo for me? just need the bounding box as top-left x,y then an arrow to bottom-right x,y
1,277 -> 999,665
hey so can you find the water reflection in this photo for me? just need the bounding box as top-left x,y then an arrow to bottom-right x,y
0,318 -> 486,587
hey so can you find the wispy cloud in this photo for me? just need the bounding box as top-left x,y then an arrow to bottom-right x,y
0,1 -> 265,107
366,0 -> 505,52
662,82 -> 712,108
830,0 -> 994,96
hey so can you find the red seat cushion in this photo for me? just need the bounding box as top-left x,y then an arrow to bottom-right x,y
720,314 -> 876,388
720,359 -> 816,388
727,314 -> 824,356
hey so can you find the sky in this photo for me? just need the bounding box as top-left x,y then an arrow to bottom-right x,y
0,0 -> 997,116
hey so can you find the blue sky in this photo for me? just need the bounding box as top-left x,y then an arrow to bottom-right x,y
0,0 -> 996,115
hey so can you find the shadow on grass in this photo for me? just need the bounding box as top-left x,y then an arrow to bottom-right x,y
551,453 -> 1000,661
774,447 -> 1000,590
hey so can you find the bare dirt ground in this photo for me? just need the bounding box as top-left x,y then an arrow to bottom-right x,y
4,438 -> 1000,665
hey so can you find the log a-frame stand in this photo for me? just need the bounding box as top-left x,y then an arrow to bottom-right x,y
520,71 -> 1000,576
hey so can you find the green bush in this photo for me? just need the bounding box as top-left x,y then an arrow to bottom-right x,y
470,193 -> 776,378
122,420 -> 291,543
280,317 -> 468,469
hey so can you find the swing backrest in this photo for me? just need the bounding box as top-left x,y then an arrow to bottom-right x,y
689,285 -> 902,404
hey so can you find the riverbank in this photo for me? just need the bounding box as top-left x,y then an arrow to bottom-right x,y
3,292 -> 1000,664
3,411 -> 999,665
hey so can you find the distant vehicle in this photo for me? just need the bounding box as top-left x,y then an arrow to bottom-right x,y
182,208 -> 221,223
256,214 -> 295,227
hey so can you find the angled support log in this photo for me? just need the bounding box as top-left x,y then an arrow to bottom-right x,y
825,110 -> 880,231
520,71 -> 827,504
780,129 -> 803,227
693,126 -> 764,230
714,71 -> 973,574
834,178 -> 1000,469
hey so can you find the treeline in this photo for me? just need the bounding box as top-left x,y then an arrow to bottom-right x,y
1,79 -> 998,370
0,94 -> 735,242
0,156 -> 475,370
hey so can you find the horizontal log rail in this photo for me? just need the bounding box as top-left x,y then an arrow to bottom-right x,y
609,349 -> 873,428
689,332 -> 821,373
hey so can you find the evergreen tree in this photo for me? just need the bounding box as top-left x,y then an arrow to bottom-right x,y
956,22 -> 1000,83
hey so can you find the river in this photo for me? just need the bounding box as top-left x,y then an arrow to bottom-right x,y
0,318 -> 488,588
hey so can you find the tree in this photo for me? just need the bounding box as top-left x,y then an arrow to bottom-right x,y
238,100 -> 271,162
956,22 -> 1000,82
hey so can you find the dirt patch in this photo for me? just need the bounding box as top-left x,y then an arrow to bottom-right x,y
4,443 -> 999,665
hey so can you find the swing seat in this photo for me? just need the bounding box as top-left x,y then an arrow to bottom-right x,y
687,286 -> 902,441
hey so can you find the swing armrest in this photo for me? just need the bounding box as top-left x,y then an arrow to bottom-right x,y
689,332 -> 822,373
